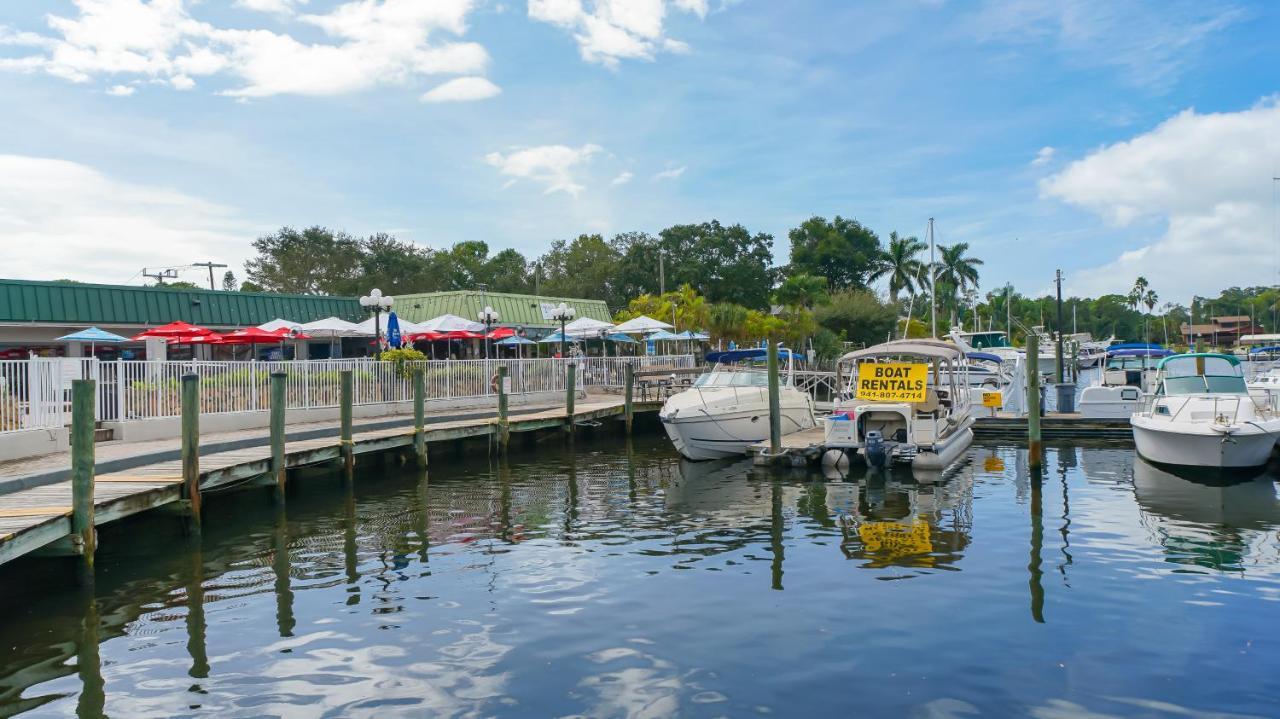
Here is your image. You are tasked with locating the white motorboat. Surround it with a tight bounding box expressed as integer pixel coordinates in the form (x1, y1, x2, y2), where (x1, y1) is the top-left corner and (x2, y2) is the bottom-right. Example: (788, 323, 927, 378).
(1078, 346, 1171, 419)
(942, 351, 1027, 415)
(824, 339, 975, 470)
(659, 347, 817, 461)
(1130, 353, 1280, 469)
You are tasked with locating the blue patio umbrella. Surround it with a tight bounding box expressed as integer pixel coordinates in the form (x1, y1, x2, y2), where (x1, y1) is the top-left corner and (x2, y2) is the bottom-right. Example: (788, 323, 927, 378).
(606, 333, 638, 344)
(496, 334, 535, 358)
(57, 326, 129, 355)
(386, 311, 402, 349)
(645, 330, 680, 341)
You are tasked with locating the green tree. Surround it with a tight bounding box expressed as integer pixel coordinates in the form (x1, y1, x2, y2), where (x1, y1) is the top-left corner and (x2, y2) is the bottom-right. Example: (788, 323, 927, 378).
(772, 273, 827, 309)
(359, 233, 435, 295)
(611, 231, 662, 301)
(483, 249, 532, 293)
(932, 242, 983, 317)
(221, 270, 237, 292)
(658, 220, 774, 308)
(245, 226, 363, 295)
(814, 290, 898, 347)
(538, 234, 623, 306)
(869, 231, 927, 304)
(430, 240, 491, 290)
(787, 216, 882, 290)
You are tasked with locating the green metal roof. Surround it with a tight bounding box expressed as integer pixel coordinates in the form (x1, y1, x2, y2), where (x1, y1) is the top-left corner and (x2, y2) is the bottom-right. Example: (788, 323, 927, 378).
(0, 279, 363, 328)
(395, 290, 611, 329)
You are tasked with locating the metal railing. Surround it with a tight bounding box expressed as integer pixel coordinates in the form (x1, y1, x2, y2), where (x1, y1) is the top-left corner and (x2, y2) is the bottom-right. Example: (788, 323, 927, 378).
(0, 355, 696, 434)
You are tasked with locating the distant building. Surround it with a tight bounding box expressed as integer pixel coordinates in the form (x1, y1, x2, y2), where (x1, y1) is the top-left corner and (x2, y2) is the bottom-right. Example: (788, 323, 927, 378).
(0, 278, 361, 359)
(1180, 315, 1261, 345)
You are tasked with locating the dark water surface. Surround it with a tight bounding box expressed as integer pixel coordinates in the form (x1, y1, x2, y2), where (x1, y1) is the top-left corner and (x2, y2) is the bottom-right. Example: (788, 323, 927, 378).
(2, 434, 1279, 718)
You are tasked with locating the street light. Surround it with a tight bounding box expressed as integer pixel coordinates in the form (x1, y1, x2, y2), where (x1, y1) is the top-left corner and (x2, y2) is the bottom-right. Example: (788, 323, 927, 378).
(359, 288, 394, 359)
(551, 302, 575, 358)
(478, 305, 499, 360)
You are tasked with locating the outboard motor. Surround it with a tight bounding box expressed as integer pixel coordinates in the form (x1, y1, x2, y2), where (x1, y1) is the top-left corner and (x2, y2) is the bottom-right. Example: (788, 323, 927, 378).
(863, 430, 887, 469)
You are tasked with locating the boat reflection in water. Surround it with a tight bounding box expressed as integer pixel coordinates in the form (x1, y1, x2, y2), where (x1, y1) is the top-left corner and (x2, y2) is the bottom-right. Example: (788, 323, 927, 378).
(669, 456, 975, 573)
(1130, 457, 1280, 572)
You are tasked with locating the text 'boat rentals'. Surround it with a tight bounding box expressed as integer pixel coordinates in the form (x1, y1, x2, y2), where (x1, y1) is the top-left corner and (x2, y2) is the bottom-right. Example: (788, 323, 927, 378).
(823, 339, 975, 470)
(659, 347, 817, 461)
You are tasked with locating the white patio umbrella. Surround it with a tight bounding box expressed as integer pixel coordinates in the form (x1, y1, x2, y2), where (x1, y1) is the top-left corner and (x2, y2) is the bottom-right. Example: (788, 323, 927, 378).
(562, 316, 615, 337)
(300, 316, 368, 358)
(355, 316, 427, 335)
(257, 318, 305, 333)
(419, 314, 486, 333)
(611, 315, 673, 334)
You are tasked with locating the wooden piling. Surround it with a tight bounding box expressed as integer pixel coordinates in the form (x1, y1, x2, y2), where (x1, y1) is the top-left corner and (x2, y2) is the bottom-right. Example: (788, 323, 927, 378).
(70, 379, 97, 569)
(270, 371, 287, 497)
(180, 373, 201, 528)
(767, 341, 782, 454)
(413, 368, 427, 467)
(497, 364, 510, 450)
(623, 362, 635, 434)
(1027, 334, 1042, 467)
(565, 362, 576, 436)
(340, 370, 354, 475)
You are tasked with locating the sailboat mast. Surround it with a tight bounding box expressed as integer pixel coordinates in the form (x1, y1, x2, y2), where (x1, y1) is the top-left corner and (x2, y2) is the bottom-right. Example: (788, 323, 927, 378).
(928, 217, 937, 338)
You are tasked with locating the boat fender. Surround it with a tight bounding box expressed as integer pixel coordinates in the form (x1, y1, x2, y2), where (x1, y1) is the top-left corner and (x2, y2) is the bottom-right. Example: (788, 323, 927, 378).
(864, 430, 887, 469)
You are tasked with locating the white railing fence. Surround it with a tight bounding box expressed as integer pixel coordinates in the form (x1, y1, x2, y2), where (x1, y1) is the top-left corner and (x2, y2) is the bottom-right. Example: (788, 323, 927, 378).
(0, 356, 696, 435)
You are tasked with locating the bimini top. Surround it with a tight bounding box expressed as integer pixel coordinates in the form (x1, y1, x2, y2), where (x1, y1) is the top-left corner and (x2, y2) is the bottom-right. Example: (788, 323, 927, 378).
(1109, 342, 1163, 351)
(966, 351, 1004, 364)
(1156, 352, 1240, 370)
(705, 348, 804, 363)
(839, 339, 963, 363)
(1107, 347, 1174, 358)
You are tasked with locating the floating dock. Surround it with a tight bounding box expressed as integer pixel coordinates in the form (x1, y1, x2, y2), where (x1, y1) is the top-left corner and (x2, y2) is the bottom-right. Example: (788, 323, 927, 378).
(748, 413, 1133, 466)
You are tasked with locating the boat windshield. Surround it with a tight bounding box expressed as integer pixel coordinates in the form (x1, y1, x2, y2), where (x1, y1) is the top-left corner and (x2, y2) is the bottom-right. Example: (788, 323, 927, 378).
(966, 332, 1010, 349)
(1106, 356, 1157, 370)
(1159, 356, 1247, 395)
(693, 368, 769, 388)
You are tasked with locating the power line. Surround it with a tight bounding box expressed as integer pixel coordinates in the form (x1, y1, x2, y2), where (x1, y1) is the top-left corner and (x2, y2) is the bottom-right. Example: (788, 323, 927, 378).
(193, 261, 228, 290)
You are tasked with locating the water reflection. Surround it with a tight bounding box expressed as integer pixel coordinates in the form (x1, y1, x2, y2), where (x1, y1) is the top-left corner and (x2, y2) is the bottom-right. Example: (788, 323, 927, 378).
(0, 437, 1278, 717)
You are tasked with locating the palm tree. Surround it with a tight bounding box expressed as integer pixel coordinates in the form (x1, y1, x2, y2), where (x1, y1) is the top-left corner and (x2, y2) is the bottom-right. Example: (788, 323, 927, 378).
(869, 232, 928, 304)
(932, 242, 983, 315)
(1128, 277, 1149, 312)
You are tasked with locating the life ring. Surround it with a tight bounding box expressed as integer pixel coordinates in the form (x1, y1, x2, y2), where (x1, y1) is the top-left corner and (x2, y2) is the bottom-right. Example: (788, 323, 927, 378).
(491, 373, 501, 394)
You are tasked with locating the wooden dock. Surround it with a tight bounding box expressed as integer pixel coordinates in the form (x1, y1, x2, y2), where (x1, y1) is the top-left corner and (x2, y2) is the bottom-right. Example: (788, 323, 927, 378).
(748, 413, 1134, 466)
(0, 395, 657, 568)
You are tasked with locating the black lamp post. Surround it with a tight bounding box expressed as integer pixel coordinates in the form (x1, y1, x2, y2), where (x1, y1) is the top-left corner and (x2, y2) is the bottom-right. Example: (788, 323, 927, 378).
(479, 305, 499, 360)
(359, 288, 393, 359)
(551, 302, 576, 358)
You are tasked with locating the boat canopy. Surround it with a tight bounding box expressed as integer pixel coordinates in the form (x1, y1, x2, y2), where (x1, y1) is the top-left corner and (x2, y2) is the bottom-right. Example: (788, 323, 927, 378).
(1156, 352, 1240, 370)
(1106, 348, 1174, 358)
(1156, 353, 1247, 395)
(1248, 345, 1280, 354)
(705, 348, 803, 363)
(965, 351, 1004, 364)
(839, 339, 963, 363)
(1109, 342, 1163, 351)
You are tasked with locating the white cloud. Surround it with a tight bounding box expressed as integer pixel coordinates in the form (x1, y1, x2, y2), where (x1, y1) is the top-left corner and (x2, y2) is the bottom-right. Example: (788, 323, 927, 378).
(529, 0, 708, 67)
(1041, 100, 1280, 300)
(421, 75, 500, 102)
(610, 171, 633, 185)
(652, 165, 685, 180)
(0, 0, 496, 99)
(235, 0, 307, 14)
(971, 0, 1243, 91)
(1030, 146, 1054, 166)
(106, 83, 135, 96)
(484, 143, 602, 196)
(0, 155, 256, 282)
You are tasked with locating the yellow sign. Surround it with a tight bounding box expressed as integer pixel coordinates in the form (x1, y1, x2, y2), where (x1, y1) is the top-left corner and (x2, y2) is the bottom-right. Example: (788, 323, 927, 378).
(982, 391, 1003, 408)
(856, 363, 928, 402)
(858, 520, 932, 556)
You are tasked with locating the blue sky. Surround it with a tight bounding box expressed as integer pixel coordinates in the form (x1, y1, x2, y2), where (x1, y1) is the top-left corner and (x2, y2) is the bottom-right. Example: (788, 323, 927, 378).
(0, 0, 1277, 303)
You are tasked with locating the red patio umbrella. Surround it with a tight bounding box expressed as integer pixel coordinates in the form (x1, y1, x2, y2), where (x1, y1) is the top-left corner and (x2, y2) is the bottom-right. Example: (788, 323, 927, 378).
(486, 327, 516, 340)
(131, 321, 214, 341)
(220, 327, 310, 343)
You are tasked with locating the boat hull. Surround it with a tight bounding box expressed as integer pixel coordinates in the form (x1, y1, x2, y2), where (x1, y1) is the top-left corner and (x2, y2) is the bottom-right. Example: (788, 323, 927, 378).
(1130, 417, 1278, 469)
(661, 405, 816, 461)
(911, 426, 974, 470)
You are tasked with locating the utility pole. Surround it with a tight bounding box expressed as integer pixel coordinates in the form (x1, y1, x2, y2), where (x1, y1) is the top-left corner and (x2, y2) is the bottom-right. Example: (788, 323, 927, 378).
(192, 261, 228, 290)
(658, 249, 665, 296)
(142, 267, 178, 285)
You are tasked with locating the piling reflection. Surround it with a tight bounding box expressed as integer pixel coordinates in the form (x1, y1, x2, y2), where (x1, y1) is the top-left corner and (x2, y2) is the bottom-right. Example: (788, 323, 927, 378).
(272, 505, 295, 638)
(74, 588, 103, 719)
(185, 537, 209, 681)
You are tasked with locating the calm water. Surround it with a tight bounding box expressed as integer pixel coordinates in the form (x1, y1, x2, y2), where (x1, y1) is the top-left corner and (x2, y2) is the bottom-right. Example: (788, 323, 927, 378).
(2, 434, 1279, 718)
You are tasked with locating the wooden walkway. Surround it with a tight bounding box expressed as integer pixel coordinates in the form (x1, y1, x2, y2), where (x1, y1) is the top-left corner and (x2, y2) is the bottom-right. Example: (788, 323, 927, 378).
(0, 396, 656, 567)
